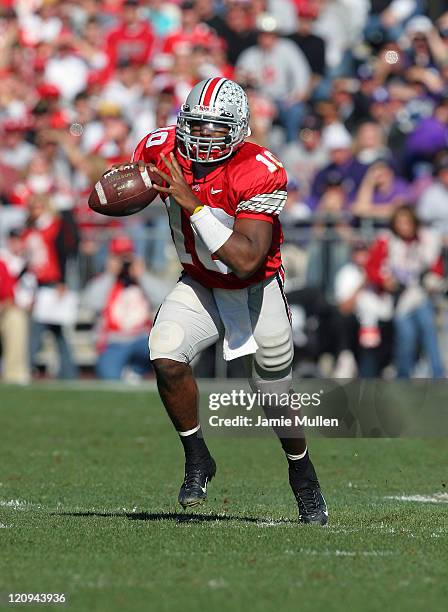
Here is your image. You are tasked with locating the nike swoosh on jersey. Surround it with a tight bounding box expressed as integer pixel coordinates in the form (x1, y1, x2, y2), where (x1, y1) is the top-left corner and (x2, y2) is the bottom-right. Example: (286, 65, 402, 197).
(211, 188, 223, 194)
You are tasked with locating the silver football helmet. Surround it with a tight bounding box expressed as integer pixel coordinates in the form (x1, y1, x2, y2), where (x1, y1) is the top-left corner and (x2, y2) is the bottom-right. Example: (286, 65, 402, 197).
(176, 78, 250, 163)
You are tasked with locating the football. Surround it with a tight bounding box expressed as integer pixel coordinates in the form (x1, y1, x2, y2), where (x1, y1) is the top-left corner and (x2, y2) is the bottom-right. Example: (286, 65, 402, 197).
(88, 163, 162, 217)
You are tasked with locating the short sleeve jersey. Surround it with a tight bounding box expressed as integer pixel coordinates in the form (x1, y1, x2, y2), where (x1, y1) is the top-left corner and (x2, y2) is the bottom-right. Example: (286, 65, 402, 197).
(132, 126, 287, 289)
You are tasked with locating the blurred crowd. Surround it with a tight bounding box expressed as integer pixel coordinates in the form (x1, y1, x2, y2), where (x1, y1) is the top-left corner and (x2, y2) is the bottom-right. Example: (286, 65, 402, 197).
(1, 0, 448, 382)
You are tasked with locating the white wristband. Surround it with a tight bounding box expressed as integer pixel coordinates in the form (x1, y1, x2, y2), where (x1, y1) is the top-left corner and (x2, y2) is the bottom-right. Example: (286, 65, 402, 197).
(190, 206, 233, 254)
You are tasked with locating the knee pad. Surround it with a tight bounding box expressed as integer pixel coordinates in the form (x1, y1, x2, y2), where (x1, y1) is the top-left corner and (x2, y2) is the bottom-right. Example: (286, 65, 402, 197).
(254, 327, 294, 375)
(149, 320, 187, 362)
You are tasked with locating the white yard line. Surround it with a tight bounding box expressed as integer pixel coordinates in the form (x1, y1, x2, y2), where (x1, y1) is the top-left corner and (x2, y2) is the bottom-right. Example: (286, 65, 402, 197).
(256, 519, 292, 527)
(384, 493, 448, 504)
(0, 499, 28, 510)
(0, 499, 43, 511)
(284, 548, 395, 557)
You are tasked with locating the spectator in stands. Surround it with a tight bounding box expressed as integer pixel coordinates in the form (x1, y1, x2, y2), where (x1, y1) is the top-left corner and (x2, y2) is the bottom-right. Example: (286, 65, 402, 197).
(404, 99, 448, 180)
(353, 121, 391, 166)
(281, 114, 327, 197)
(75, 16, 110, 82)
(289, 3, 326, 94)
(44, 36, 89, 102)
(353, 158, 410, 222)
(18, 0, 64, 46)
(286, 284, 357, 379)
(82, 102, 132, 163)
(128, 65, 158, 143)
(0, 6, 19, 71)
(417, 150, 448, 237)
(101, 60, 143, 124)
(353, 64, 382, 119)
(314, 0, 369, 73)
(0, 230, 33, 385)
(140, 0, 180, 38)
(306, 172, 353, 298)
(191, 37, 234, 81)
(366, 205, 445, 378)
(367, 86, 397, 136)
(0, 230, 34, 384)
(236, 13, 311, 142)
(243, 80, 276, 148)
(22, 194, 78, 380)
(10, 151, 58, 207)
(35, 130, 77, 212)
(0, 120, 35, 171)
(309, 123, 368, 210)
(437, 11, 448, 41)
(105, 0, 155, 69)
(215, 1, 257, 66)
(280, 180, 311, 226)
(364, 0, 421, 47)
(253, 0, 299, 37)
(334, 241, 393, 378)
(315, 170, 350, 217)
(194, 0, 225, 36)
(331, 79, 368, 132)
(404, 15, 445, 71)
(162, 0, 217, 57)
(83, 235, 170, 380)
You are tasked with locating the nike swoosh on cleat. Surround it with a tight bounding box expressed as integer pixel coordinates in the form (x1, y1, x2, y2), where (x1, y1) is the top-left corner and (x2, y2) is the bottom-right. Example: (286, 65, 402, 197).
(200, 477, 208, 493)
(211, 188, 222, 194)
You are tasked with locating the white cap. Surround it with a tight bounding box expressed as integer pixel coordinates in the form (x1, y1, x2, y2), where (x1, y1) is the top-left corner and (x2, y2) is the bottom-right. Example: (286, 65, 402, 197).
(406, 16, 433, 36)
(321, 123, 352, 151)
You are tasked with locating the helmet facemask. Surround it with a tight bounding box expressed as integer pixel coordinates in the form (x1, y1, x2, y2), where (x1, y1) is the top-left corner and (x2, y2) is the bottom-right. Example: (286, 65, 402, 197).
(177, 107, 248, 163)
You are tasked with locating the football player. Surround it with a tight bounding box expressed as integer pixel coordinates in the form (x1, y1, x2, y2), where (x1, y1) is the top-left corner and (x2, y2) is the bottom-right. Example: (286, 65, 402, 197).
(131, 77, 328, 524)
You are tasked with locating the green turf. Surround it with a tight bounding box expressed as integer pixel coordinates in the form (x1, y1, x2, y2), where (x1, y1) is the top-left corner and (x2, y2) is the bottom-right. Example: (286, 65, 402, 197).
(0, 385, 447, 612)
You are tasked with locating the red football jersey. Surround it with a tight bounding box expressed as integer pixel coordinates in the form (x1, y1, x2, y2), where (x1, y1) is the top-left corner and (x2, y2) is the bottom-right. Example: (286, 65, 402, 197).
(105, 22, 154, 68)
(132, 126, 287, 289)
(21, 215, 62, 285)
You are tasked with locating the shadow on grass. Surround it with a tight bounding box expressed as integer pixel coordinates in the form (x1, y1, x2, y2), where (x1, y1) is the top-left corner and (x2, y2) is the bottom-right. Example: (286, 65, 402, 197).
(52, 510, 295, 525)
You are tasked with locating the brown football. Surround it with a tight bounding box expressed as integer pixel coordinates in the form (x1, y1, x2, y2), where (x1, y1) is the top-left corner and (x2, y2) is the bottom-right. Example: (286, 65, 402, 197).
(88, 164, 162, 217)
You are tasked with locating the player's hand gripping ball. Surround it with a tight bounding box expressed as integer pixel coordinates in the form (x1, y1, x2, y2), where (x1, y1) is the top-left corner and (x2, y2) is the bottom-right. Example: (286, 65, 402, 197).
(88, 162, 162, 217)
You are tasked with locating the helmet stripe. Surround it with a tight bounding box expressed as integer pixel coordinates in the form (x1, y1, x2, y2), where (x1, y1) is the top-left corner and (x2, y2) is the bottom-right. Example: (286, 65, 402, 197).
(208, 78, 227, 108)
(199, 78, 215, 105)
(198, 78, 212, 106)
(201, 77, 226, 106)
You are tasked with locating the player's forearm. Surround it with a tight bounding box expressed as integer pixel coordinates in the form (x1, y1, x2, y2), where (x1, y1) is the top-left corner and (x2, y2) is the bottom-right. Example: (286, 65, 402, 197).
(190, 207, 271, 279)
(215, 233, 268, 279)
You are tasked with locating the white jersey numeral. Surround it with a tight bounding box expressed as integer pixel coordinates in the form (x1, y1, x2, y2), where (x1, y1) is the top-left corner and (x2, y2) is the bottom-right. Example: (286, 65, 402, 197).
(255, 150, 284, 173)
(167, 197, 233, 274)
(145, 129, 170, 148)
(167, 196, 193, 265)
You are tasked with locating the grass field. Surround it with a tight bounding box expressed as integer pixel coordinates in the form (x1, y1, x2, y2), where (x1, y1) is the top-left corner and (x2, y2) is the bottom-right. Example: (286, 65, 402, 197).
(1, 384, 447, 612)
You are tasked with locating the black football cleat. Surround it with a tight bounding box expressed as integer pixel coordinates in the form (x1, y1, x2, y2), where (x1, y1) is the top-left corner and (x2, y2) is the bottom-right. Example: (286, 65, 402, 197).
(293, 480, 328, 525)
(178, 457, 216, 509)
